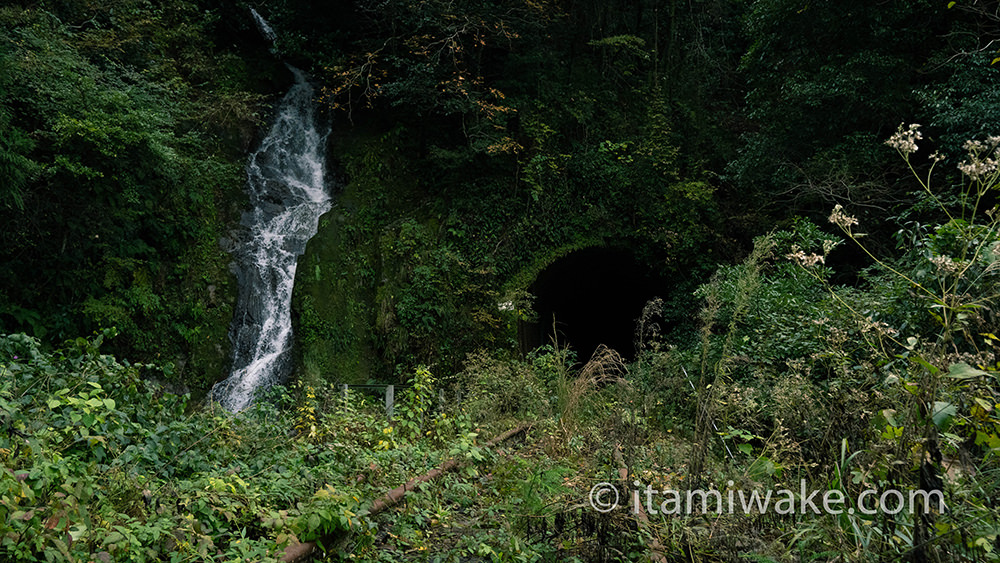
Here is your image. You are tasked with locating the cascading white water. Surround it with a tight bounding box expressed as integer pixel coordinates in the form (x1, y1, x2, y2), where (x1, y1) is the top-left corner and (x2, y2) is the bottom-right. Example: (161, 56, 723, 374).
(212, 14, 332, 411)
(249, 8, 277, 44)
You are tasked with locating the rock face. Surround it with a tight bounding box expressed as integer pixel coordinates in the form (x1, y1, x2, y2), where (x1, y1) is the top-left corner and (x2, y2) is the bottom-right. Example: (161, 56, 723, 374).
(291, 167, 377, 387)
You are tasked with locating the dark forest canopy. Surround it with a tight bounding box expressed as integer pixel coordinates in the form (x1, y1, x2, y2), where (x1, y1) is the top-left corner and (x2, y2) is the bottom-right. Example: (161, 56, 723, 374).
(1, 0, 999, 381)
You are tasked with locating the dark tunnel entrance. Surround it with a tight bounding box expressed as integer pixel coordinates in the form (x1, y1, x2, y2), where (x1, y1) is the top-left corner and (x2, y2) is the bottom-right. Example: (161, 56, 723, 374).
(519, 247, 671, 362)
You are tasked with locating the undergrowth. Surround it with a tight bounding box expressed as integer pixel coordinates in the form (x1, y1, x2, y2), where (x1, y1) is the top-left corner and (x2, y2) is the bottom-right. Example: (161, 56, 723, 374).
(3, 131, 1000, 563)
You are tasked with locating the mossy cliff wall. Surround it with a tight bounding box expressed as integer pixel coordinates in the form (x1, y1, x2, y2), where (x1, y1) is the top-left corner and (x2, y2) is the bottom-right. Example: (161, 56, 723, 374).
(291, 119, 722, 385)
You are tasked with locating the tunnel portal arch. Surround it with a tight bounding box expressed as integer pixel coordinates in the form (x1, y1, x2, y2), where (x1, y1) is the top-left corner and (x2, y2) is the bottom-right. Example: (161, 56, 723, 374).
(518, 246, 671, 362)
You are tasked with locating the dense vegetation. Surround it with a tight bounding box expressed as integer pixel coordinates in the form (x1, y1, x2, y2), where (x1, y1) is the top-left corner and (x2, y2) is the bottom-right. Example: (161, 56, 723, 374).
(3, 0, 1000, 561)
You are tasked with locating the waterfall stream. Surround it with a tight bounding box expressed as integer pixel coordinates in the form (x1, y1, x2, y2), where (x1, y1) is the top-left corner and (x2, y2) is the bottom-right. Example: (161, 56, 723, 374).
(249, 8, 277, 43)
(212, 13, 332, 411)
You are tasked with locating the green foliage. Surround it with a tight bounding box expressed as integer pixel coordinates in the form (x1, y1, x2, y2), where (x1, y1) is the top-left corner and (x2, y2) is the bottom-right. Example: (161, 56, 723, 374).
(0, 332, 235, 561)
(1, 333, 580, 562)
(460, 350, 552, 427)
(916, 12, 1000, 154)
(680, 130, 1000, 560)
(394, 366, 435, 441)
(0, 107, 37, 210)
(0, 2, 263, 386)
(380, 218, 511, 372)
(9, 1, 1000, 559)
(733, 0, 944, 219)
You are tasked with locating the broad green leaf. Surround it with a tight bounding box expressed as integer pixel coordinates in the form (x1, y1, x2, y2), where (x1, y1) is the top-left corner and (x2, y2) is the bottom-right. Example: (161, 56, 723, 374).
(931, 401, 957, 430)
(947, 362, 989, 380)
(881, 409, 899, 428)
(103, 531, 124, 545)
(748, 456, 780, 479)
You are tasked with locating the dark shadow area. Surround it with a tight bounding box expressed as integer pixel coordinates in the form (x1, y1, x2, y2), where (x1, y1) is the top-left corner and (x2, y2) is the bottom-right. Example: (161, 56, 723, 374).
(519, 247, 671, 362)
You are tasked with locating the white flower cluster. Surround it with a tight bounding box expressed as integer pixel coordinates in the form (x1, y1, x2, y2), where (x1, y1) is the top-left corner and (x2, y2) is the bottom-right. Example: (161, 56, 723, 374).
(957, 160, 996, 180)
(957, 136, 1000, 181)
(829, 204, 859, 230)
(929, 255, 961, 275)
(786, 245, 825, 267)
(859, 316, 892, 337)
(885, 123, 922, 156)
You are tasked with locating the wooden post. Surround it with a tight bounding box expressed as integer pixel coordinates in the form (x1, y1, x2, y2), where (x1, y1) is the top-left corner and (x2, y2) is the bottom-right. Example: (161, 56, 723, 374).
(385, 385, 394, 421)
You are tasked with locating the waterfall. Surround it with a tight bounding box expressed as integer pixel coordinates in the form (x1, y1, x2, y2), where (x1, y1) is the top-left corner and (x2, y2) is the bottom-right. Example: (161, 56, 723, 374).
(213, 11, 332, 412)
(250, 8, 277, 43)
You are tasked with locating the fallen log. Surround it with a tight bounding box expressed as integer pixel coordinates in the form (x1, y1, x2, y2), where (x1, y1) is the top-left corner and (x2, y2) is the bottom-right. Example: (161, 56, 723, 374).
(280, 424, 530, 563)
